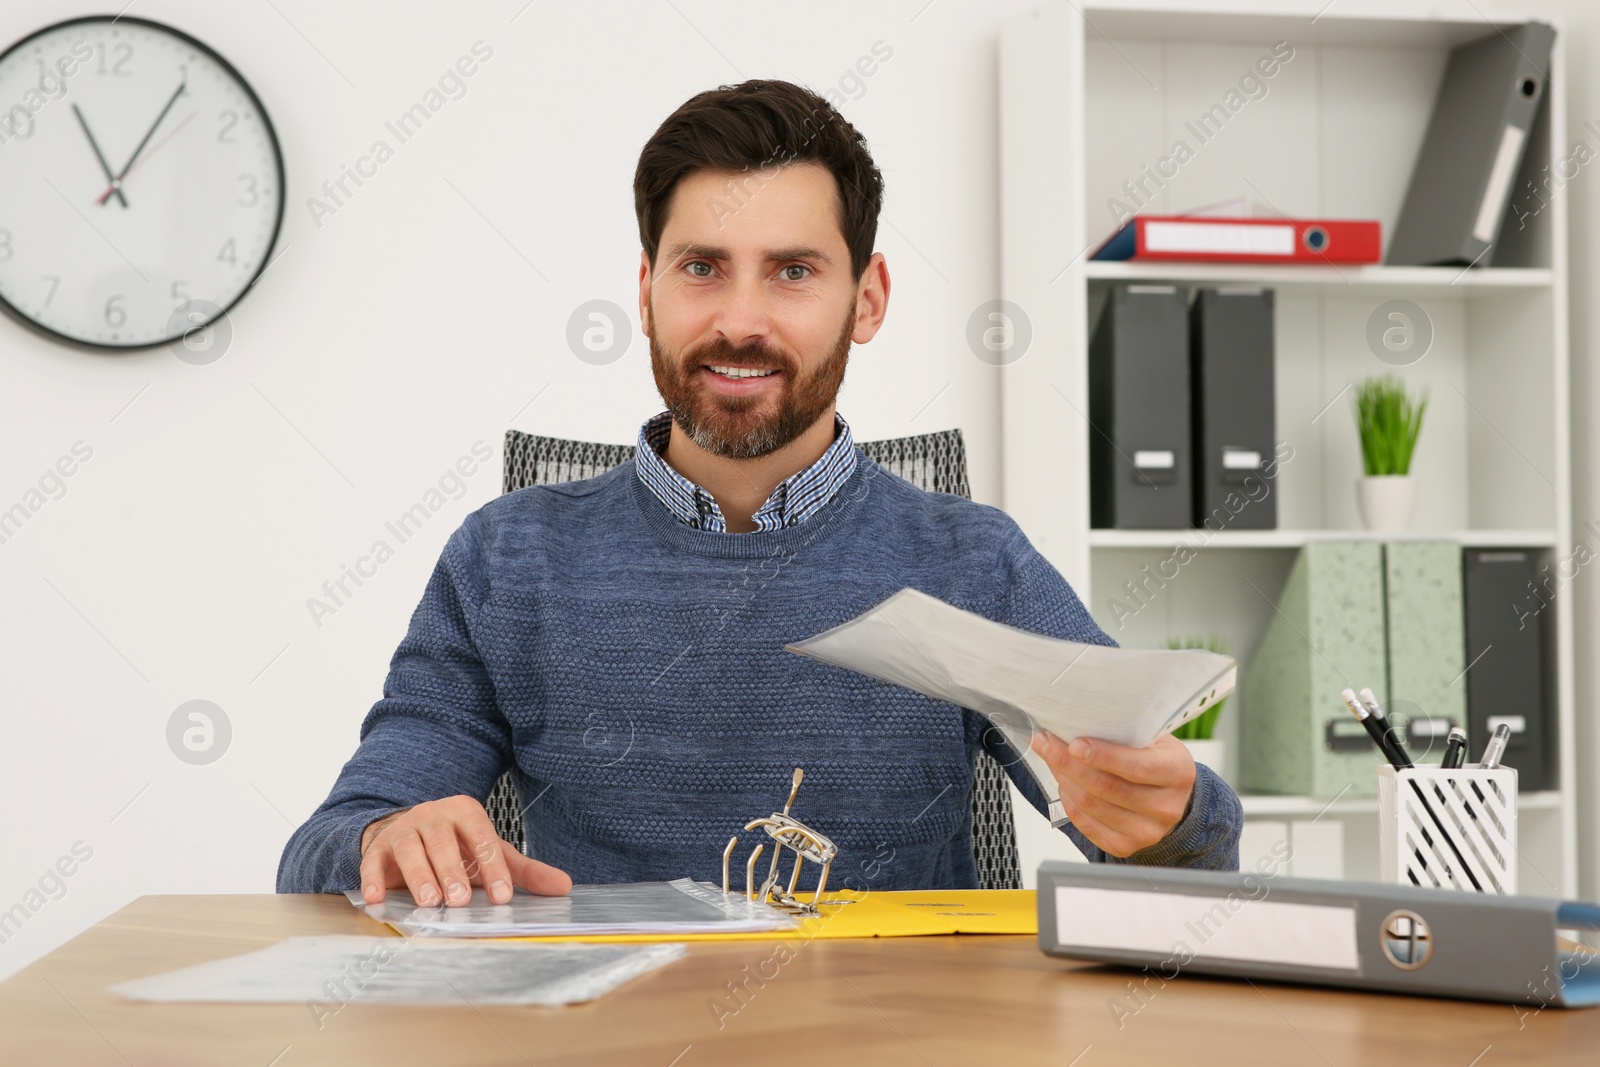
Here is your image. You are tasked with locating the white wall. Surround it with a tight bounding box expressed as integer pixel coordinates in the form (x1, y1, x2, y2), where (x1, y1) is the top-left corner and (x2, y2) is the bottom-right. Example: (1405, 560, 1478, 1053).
(0, 0, 1596, 981)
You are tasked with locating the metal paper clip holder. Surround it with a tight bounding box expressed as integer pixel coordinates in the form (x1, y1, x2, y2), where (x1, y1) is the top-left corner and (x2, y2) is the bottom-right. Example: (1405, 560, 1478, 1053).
(721, 768, 840, 916)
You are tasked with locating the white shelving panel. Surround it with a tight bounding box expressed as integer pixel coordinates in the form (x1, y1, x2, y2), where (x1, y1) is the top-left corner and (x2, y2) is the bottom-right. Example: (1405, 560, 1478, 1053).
(1239, 789, 1563, 818)
(999, 1, 1576, 895)
(1085, 261, 1555, 291)
(1087, 528, 1559, 549)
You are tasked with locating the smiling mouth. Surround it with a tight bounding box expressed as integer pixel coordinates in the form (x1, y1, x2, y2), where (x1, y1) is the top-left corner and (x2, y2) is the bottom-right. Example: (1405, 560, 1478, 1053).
(703, 364, 780, 380)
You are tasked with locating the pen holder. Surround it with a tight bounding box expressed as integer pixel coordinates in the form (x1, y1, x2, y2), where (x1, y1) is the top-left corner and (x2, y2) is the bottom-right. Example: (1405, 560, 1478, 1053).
(1377, 765, 1517, 894)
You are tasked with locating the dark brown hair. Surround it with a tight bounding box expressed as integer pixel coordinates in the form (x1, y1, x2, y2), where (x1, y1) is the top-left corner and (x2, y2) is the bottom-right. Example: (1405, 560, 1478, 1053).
(634, 79, 884, 281)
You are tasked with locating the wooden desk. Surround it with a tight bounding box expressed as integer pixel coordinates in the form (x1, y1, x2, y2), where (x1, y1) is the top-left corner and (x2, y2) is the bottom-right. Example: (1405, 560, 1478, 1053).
(1, 894, 1595, 1066)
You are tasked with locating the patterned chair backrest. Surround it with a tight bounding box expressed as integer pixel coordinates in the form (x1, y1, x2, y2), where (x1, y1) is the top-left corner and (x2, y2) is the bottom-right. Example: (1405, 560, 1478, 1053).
(487, 426, 1023, 890)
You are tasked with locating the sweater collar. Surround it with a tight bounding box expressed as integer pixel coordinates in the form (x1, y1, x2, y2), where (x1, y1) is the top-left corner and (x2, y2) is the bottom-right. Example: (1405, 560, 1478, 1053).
(628, 443, 877, 559)
(634, 410, 857, 533)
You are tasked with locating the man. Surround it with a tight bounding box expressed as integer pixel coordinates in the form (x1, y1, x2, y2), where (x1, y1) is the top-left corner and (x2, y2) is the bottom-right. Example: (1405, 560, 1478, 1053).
(278, 79, 1242, 907)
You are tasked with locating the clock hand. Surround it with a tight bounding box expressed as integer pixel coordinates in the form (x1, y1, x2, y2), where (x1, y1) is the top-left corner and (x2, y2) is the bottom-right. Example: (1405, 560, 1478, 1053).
(96, 80, 187, 207)
(72, 104, 130, 208)
(94, 110, 199, 200)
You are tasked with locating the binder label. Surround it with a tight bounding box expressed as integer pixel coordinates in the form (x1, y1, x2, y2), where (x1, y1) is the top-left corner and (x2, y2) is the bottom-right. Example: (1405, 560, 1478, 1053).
(1221, 449, 1261, 470)
(1054, 885, 1360, 971)
(1132, 450, 1175, 469)
(1474, 124, 1527, 243)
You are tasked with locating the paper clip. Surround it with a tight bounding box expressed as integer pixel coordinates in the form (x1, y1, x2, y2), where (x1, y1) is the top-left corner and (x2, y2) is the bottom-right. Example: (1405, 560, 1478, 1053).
(721, 767, 840, 916)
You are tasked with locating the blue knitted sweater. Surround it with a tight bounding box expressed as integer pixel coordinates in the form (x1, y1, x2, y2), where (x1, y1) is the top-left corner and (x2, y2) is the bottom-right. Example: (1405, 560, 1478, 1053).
(277, 453, 1242, 894)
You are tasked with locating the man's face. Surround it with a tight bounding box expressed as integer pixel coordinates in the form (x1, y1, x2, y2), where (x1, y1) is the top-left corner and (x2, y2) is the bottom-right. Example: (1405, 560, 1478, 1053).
(641, 163, 870, 460)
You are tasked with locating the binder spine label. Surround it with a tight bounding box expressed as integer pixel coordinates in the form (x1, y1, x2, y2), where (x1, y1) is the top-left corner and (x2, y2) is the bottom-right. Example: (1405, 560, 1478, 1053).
(1474, 124, 1527, 242)
(1053, 885, 1361, 971)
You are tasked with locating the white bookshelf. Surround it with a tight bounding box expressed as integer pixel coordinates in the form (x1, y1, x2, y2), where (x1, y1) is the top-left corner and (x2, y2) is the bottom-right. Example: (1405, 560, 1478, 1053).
(999, 1, 1577, 895)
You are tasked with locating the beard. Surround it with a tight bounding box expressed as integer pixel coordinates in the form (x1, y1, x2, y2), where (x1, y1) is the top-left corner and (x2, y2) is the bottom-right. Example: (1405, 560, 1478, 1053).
(649, 303, 855, 460)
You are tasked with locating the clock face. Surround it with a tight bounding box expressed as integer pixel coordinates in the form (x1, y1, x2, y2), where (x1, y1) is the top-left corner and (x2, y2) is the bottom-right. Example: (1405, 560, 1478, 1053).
(0, 17, 283, 350)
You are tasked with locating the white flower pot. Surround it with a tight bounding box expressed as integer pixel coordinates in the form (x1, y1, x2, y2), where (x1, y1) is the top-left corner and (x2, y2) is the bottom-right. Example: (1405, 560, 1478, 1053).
(1357, 475, 1415, 533)
(1181, 738, 1226, 777)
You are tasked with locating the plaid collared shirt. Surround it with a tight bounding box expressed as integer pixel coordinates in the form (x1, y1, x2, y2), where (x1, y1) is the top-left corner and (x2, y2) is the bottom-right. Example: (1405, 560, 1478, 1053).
(634, 410, 858, 532)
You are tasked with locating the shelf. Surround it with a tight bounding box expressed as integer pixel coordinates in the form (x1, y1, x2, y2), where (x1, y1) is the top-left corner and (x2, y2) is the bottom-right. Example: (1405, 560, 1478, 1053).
(1000, 2, 1579, 895)
(1088, 529, 1558, 550)
(1240, 790, 1563, 817)
(1084, 261, 1554, 293)
(1083, 6, 1534, 50)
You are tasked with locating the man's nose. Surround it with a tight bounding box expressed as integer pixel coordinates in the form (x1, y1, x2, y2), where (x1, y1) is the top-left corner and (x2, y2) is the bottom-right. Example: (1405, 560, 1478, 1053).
(710, 270, 776, 351)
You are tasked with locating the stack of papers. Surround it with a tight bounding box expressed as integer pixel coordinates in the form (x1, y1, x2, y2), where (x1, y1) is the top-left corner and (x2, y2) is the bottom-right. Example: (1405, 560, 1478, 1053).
(109, 937, 685, 1006)
(785, 588, 1236, 825)
(347, 878, 799, 938)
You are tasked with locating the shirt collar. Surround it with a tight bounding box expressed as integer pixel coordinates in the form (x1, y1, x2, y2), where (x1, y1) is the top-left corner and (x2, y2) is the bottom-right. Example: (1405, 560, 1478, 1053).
(635, 411, 857, 532)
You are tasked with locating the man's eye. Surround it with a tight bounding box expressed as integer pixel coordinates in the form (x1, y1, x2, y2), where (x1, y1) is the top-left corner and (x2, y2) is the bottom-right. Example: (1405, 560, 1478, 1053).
(687, 262, 713, 278)
(782, 265, 809, 281)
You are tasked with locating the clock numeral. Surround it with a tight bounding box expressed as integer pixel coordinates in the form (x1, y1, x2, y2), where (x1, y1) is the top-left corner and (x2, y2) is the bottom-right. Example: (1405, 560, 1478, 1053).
(104, 295, 126, 329)
(218, 110, 239, 143)
(238, 174, 259, 207)
(218, 239, 237, 266)
(96, 42, 133, 77)
(42, 276, 60, 308)
(172, 280, 190, 304)
(0, 229, 11, 262)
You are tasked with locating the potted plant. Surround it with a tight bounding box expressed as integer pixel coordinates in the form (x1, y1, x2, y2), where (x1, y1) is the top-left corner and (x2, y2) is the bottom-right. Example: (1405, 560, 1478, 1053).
(1169, 636, 1227, 775)
(1354, 375, 1428, 532)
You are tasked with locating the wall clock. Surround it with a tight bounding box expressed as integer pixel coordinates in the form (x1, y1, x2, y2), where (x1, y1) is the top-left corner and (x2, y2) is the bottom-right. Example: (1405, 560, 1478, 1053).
(0, 16, 283, 350)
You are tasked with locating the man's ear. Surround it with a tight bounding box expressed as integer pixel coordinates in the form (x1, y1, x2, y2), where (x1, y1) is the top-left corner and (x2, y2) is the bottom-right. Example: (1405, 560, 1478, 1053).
(851, 251, 890, 344)
(637, 249, 653, 336)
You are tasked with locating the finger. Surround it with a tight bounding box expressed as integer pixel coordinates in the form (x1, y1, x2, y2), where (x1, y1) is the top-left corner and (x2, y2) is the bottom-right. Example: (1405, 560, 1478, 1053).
(1035, 732, 1193, 849)
(1028, 728, 1084, 787)
(438, 798, 520, 902)
(1068, 733, 1194, 787)
(389, 827, 445, 907)
(418, 819, 475, 906)
(1032, 731, 1156, 849)
(458, 819, 518, 905)
(359, 836, 400, 904)
(1057, 777, 1167, 858)
(504, 849, 573, 896)
(1055, 777, 1140, 856)
(1057, 771, 1149, 829)
(1037, 733, 1171, 811)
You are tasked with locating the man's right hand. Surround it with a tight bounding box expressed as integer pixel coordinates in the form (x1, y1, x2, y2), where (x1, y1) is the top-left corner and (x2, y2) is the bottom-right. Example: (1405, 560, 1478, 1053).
(358, 794, 572, 907)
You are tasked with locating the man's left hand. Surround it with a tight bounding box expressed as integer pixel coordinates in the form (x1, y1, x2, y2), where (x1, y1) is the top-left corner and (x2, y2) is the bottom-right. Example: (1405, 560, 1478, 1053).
(1029, 731, 1197, 858)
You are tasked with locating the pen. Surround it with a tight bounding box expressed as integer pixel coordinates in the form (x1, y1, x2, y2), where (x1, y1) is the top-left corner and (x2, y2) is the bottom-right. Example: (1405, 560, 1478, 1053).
(1341, 689, 1405, 768)
(1340, 689, 1428, 887)
(1437, 726, 1484, 828)
(1480, 723, 1513, 770)
(1358, 688, 1413, 768)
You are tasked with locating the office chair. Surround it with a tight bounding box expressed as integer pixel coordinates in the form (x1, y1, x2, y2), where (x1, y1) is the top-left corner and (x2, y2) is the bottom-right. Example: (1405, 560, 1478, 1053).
(486, 426, 1025, 890)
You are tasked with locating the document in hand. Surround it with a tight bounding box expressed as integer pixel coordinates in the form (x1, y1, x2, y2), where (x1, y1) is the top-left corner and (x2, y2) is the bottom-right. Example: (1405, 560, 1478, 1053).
(347, 879, 799, 938)
(785, 588, 1235, 826)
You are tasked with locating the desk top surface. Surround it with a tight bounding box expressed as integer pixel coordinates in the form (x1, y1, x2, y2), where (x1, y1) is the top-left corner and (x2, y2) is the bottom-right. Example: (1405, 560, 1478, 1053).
(1, 893, 1595, 1066)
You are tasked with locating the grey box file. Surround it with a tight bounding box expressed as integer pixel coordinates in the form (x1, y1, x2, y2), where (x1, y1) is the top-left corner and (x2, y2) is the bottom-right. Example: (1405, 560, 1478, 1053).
(1089, 284, 1190, 529)
(1463, 548, 1556, 792)
(1387, 22, 1556, 267)
(1189, 287, 1276, 530)
(1038, 862, 1600, 1007)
